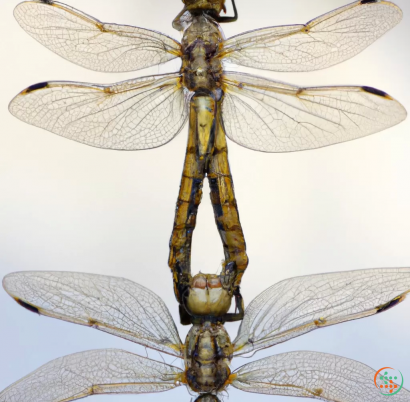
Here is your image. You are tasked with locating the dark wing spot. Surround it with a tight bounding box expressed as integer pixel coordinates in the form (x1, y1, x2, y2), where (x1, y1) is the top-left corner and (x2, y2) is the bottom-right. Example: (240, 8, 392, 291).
(15, 298, 40, 314)
(362, 86, 392, 99)
(40, 0, 54, 4)
(22, 82, 49, 95)
(361, 0, 378, 4)
(377, 295, 405, 313)
(88, 319, 100, 328)
(96, 23, 107, 33)
(313, 388, 324, 396)
(314, 317, 327, 326)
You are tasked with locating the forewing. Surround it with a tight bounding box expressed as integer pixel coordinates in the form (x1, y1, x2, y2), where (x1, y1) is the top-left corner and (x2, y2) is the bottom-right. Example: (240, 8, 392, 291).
(222, 72, 406, 152)
(232, 351, 410, 401)
(14, 1, 181, 72)
(233, 268, 410, 355)
(221, 0, 402, 72)
(0, 349, 183, 401)
(3, 271, 183, 357)
(9, 73, 188, 150)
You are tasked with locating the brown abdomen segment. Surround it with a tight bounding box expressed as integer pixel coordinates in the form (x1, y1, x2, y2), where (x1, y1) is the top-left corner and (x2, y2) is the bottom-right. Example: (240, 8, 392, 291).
(168, 95, 216, 303)
(208, 107, 248, 290)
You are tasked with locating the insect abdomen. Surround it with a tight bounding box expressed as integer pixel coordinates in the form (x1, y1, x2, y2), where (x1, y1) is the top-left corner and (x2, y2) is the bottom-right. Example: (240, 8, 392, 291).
(208, 109, 248, 288)
(168, 95, 217, 305)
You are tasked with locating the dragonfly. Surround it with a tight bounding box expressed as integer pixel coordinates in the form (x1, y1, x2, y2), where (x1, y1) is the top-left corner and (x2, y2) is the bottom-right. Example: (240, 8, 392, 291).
(1, 268, 410, 401)
(8, 0, 407, 323)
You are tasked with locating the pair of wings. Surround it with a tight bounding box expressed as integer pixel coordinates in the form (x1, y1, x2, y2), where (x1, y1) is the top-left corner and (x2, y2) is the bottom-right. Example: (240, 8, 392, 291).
(10, 0, 406, 152)
(2, 268, 410, 401)
(1, 351, 409, 402)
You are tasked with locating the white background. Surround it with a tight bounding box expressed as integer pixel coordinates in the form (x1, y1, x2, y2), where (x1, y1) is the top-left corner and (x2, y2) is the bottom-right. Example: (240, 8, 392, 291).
(0, 0, 409, 401)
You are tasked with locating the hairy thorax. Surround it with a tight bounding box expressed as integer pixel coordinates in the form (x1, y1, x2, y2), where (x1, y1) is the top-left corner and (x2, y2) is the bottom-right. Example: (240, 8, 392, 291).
(184, 322, 233, 393)
(181, 14, 224, 93)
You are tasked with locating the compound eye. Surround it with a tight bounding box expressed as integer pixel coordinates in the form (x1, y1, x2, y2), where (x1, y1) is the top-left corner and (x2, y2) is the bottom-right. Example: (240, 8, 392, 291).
(208, 277, 222, 289)
(192, 274, 207, 289)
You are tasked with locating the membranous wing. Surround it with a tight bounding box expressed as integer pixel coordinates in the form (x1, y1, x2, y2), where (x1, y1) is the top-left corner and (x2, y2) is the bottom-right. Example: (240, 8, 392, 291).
(222, 72, 406, 152)
(3, 272, 183, 357)
(232, 351, 410, 401)
(9, 73, 187, 150)
(221, 0, 402, 72)
(0, 349, 183, 402)
(14, 1, 181, 72)
(233, 268, 410, 355)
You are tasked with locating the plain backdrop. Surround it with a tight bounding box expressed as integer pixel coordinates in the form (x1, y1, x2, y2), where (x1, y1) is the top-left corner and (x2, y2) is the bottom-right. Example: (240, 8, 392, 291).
(0, 0, 409, 401)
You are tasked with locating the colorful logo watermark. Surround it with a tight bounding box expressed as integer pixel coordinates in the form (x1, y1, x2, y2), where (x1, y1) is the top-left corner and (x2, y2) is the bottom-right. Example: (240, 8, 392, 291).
(374, 367, 404, 396)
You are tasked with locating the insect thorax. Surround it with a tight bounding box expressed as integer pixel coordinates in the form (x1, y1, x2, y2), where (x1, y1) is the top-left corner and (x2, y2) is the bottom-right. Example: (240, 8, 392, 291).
(184, 321, 233, 393)
(181, 14, 224, 94)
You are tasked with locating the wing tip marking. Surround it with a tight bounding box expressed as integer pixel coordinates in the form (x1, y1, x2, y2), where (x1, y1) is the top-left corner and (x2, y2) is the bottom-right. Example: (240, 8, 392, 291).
(361, 86, 393, 100)
(376, 294, 406, 314)
(21, 82, 49, 95)
(14, 298, 41, 314)
(361, 0, 403, 17)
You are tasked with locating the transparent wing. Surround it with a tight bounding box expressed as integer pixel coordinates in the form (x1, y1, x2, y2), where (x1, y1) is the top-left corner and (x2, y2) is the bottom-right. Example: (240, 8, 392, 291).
(222, 72, 406, 152)
(3, 271, 183, 357)
(0, 349, 183, 402)
(232, 351, 410, 401)
(9, 73, 188, 150)
(233, 268, 410, 355)
(14, 1, 181, 72)
(221, 0, 402, 72)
